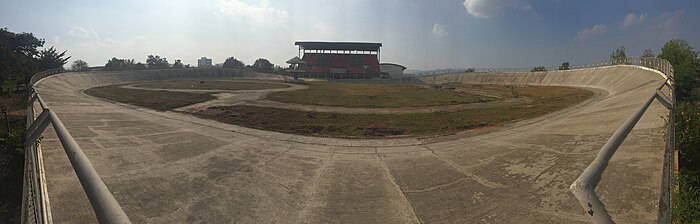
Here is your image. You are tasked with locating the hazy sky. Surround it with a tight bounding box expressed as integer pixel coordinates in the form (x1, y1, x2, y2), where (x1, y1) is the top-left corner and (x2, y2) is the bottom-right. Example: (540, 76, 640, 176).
(2, 0, 699, 70)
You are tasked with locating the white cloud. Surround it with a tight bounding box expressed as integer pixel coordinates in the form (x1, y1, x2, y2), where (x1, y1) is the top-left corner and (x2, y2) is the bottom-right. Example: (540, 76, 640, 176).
(216, 0, 289, 26)
(574, 24, 607, 42)
(66, 26, 91, 39)
(432, 23, 448, 37)
(651, 10, 684, 40)
(656, 10, 683, 28)
(620, 13, 646, 29)
(462, 0, 531, 19)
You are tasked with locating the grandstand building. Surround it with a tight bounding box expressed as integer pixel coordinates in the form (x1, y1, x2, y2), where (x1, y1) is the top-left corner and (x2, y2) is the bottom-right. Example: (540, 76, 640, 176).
(294, 41, 382, 79)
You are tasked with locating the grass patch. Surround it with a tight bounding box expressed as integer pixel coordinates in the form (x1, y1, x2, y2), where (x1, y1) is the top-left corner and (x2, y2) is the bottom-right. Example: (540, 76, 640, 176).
(85, 85, 215, 111)
(266, 82, 500, 108)
(132, 80, 288, 91)
(196, 86, 592, 138)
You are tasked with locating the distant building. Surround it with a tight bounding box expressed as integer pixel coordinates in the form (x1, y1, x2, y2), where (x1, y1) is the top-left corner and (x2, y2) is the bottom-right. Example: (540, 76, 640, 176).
(380, 63, 407, 78)
(198, 57, 212, 68)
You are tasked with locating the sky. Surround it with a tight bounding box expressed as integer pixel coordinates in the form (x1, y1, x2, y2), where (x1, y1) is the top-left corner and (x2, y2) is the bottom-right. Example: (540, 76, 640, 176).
(1, 0, 699, 70)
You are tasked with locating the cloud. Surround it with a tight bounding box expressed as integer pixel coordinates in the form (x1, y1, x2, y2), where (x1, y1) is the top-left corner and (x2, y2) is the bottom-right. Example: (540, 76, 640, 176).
(656, 10, 683, 28)
(574, 24, 607, 42)
(432, 23, 448, 37)
(66, 26, 91, 39)
(620, 13, 646, 29)
(462, 0, 531, 19)
(650, 10, 684, 40)
(216, 0, 289, 26)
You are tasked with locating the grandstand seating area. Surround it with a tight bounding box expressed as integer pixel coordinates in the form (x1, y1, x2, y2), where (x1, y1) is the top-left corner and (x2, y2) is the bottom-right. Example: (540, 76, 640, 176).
(301, 53, 380, 75)
(294, 41, 383, 79)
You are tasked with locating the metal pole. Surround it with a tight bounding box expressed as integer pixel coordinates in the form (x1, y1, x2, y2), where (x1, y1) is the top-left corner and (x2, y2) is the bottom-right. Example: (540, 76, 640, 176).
(570, 86, 663, 223)
(48, 111, 131, 224)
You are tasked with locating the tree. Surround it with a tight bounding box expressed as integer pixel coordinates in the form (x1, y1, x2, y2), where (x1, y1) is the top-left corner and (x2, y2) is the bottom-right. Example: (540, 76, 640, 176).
(104, 57, 142, 70)
(641, 48, 655, 58)
(223, 57, 245, 69)
(610, 46, 627, 64)
(146, 55, 169, 69)
(36, 46, 70, 71)
(172, 59, 184, 68)
(658, 39, 700, 99)
(251, 58, 274, 72)
(70, 59, 89, 71)
(531, 66, 546, 72)
(0, 28, 45, 95)
(559, 62, 570, 70)
(104, 57, 127, 70)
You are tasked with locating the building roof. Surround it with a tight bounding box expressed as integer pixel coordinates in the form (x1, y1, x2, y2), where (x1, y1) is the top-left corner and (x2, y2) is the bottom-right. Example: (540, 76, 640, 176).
(295, 41, 382, 51)
(286, 56, 306, 64)
(380, 63, 407, 70)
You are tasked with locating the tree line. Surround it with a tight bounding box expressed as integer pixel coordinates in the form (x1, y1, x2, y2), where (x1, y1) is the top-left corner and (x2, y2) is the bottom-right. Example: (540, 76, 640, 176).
(0, 28, 71, 95)
(103, 55, 283, 74)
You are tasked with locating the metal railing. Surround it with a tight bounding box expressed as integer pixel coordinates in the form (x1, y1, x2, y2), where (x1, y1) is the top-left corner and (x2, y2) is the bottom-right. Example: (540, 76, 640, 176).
(408, 57, 675, 77)
(568, 58, 675, 223)
(21, 68, 131, 224)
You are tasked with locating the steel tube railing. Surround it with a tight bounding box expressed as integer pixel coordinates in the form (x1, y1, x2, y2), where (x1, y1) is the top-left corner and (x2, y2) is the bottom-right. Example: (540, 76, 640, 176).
(570, 88, 660, 223)
(569, 74, 674, 223)
(47, 110, 131, 224)
(22, 68, 132, 224)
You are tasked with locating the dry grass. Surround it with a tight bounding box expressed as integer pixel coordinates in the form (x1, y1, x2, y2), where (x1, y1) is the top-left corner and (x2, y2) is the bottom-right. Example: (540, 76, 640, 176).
(196, 86, 592, 138)
(133, 80, 288, 91)
(266, 82, 499, 108)
(85, 85, 215, 111)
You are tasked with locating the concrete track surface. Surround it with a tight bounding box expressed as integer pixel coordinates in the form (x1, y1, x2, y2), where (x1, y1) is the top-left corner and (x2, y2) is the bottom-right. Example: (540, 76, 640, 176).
(35, 67, 668, 223)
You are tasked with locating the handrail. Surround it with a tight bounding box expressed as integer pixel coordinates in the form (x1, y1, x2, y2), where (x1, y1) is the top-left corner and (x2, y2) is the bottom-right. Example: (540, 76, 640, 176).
(22, 68, 132, 224)
(569, 60, 675, 223)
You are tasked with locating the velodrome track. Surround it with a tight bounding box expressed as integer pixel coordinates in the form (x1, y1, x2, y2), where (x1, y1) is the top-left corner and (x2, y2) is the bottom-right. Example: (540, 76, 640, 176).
(35, 66, 667, 223)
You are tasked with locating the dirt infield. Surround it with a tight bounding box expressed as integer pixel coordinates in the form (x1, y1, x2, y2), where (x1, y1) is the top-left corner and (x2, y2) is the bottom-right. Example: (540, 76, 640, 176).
(34, 67, 668, 223)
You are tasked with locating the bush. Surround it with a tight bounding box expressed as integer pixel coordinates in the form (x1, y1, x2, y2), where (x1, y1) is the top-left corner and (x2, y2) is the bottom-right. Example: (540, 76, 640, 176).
(674, 169, 700, 223)
(559, 62, 570, 70)
(676, 100, 700, 170)
(0, 130, 24, 159)
(530, 66, 546, 72)
(674, 99, 700, 223)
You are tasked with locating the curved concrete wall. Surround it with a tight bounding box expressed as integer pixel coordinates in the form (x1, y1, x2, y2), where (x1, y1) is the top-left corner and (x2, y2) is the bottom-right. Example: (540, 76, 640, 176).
(33, 66, 669, 223)
(417, 66, 668, 132)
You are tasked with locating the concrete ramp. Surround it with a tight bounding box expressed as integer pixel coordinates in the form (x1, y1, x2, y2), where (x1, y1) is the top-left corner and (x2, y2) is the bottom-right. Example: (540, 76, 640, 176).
(35, 66, 668, 223)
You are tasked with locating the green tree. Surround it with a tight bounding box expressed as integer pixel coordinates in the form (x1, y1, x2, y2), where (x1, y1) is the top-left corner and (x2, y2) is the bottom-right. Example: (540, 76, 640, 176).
(641, 48, 655, 58)
(172, 59, 184, 68)
(658, 39, 700, 99)
(36, 46, 70, 71)
(146, 55, 169, 69)
(70, 59, 89, 71)
(559, 62, 570, 70)
(531, 66, 546, 72)
(223, 57, 245, 69)
(104, 57, 126, 70)
(134, 62, 147, 70)
(0, 28, 45, 94)
(610, 46, 627, 64)
(251, 58, 274, 72)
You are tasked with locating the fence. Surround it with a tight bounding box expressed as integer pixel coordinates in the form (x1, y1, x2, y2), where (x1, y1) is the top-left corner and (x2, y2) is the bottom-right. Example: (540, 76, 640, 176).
(409, 57, 674, 77)
(21, 68, 131, 224)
